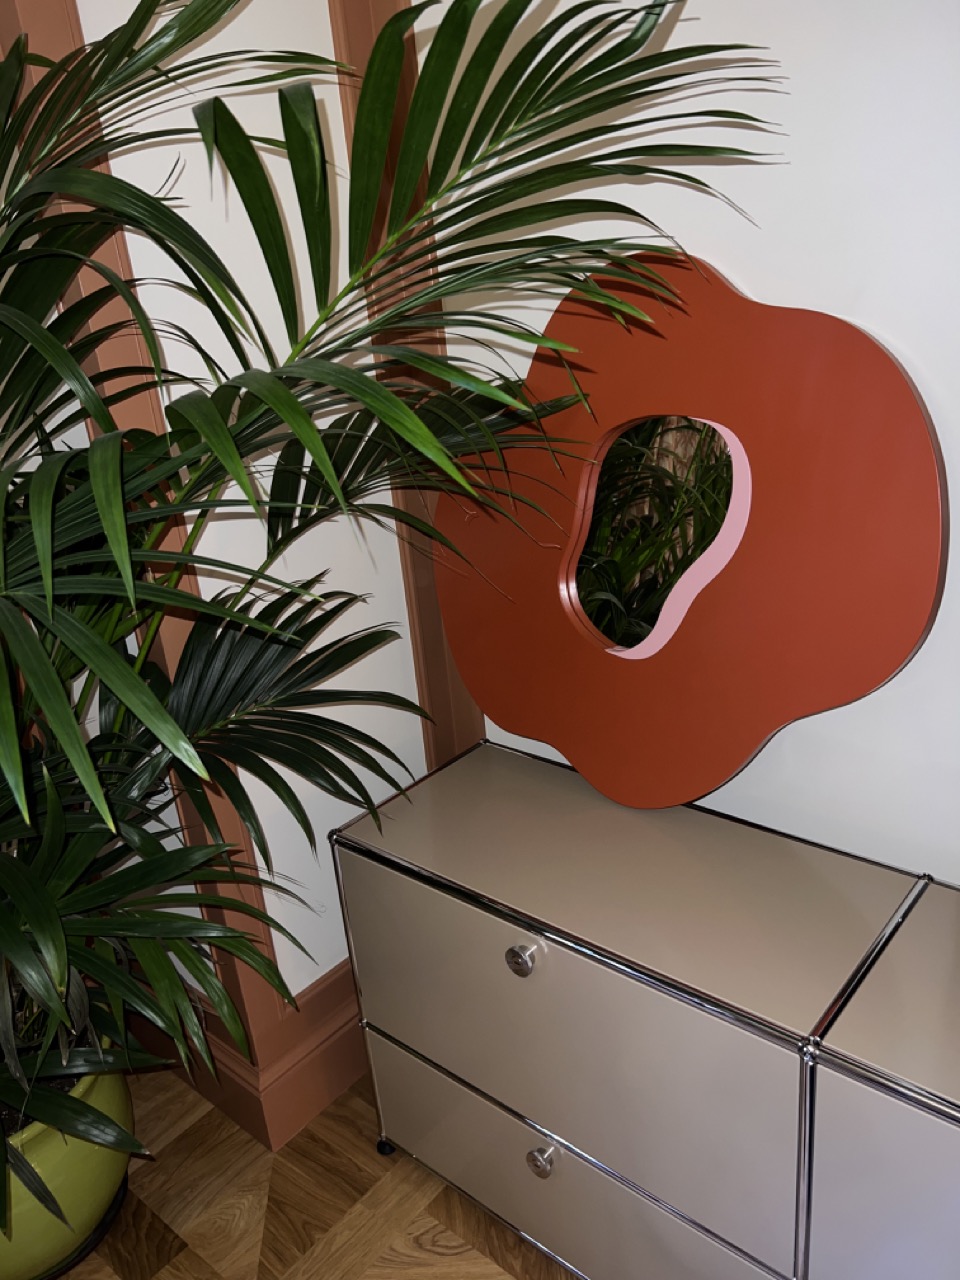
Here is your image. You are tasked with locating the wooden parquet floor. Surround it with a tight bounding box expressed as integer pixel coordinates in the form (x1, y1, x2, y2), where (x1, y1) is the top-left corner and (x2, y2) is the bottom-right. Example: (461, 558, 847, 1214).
(66, 1072, 571, 1280)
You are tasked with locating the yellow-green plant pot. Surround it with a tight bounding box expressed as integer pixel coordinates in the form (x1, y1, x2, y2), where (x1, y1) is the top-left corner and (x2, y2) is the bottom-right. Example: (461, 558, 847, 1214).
(1, 1071, 133, 1280)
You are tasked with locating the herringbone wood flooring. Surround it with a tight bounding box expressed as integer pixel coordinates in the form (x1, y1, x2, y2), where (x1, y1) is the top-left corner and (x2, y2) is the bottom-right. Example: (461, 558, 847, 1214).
(66, 1072, 571, 1280)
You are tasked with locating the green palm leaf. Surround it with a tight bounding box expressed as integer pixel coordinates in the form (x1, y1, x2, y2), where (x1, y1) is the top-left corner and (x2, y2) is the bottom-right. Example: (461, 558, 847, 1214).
(427, 0, 536, 197)
(196, 97, 300, 345)
(388, 0, 484, 234)
(0, 599, 112, 828)
(348, 2, 434, 273)
(279, 83, 332, 313)
(0, 1077, 145, 1152)
(13, 597, 207, 784)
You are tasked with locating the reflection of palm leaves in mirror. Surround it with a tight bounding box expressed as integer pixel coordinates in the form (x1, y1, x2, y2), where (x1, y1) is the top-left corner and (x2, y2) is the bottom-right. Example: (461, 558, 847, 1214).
(577, 418, 733, 646)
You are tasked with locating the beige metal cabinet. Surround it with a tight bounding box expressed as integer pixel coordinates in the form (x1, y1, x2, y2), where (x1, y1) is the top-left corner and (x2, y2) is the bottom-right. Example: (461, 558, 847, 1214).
(334, 744, 923, 1280)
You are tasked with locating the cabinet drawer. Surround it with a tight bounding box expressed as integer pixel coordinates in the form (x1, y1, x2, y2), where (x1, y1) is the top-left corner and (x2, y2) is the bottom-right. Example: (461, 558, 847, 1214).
(368, 1030, 774, 1280)
(340, 850, 798, 1275)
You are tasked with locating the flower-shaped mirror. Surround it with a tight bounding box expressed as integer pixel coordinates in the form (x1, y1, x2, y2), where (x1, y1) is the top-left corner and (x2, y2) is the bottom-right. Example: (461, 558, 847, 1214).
(433, 259, 947, 808)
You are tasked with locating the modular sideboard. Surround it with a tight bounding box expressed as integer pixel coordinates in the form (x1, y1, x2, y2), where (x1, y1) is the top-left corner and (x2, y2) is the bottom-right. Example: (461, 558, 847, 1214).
(332, 743, 960, 1280)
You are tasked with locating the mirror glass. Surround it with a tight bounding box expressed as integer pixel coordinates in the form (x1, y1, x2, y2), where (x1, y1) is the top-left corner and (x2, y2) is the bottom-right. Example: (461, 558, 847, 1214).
(576, 416, 733, 647)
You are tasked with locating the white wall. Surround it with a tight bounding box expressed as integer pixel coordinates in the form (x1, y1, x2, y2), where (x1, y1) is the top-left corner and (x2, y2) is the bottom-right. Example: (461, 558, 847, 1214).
(482, 0, 960, 883)
(76, 0, 426, 992)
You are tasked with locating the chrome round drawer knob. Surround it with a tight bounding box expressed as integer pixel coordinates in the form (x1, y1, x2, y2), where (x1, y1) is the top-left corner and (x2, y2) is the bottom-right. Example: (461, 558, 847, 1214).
(505, 943, 537, 977)
(526, 1145, 556, 1179)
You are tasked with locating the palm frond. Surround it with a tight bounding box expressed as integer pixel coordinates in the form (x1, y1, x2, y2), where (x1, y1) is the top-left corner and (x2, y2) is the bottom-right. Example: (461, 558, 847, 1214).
(0, 0, 769, 1224)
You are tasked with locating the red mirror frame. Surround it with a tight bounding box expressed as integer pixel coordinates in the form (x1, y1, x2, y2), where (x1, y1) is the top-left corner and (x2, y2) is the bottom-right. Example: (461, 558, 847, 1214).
(434, 259, 947, 808)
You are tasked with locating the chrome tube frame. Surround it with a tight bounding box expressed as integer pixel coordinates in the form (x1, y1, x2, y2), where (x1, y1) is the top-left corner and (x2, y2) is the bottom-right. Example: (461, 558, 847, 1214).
(809, 877, 930, 1040)
(793, 1039, 819, 1280)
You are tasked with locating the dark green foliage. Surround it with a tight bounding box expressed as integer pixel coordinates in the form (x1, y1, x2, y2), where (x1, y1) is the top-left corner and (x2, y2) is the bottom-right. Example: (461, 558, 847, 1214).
(0, 0, 765, 1229)
(577, 418, 734, 646)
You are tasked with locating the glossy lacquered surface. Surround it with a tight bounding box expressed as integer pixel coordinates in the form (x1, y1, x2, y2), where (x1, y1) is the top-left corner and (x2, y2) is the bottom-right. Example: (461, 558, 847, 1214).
(342, 850, 798, 1275)
(368, 1031, 774, 1280)
(344, 745, 916, 1033)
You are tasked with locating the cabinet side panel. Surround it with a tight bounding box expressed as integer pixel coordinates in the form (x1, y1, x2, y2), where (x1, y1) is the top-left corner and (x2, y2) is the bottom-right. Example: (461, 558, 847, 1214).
(810, 1067, 960, 1279)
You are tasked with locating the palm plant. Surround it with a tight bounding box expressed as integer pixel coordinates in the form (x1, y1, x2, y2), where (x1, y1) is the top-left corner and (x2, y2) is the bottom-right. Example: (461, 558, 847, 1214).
(0, 0, 766, 1229)
(576, 417, 734, 646)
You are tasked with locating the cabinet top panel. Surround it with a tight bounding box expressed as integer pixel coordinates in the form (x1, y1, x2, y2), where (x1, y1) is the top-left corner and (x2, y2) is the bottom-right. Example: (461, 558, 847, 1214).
(341, 745, 915, 1034)
(826, 881, 960, 1105)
